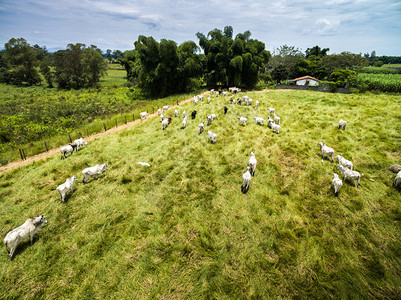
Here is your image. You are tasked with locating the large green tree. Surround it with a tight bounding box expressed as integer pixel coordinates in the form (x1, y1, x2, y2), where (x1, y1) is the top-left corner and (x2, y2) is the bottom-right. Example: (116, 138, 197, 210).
(305, 45, 330, 59)
(53, 43, 107, 89)
(127, 36, 204, 97)
(321, 52, 369, 73)
(196, 26, 270, 88)
(268, 45, 304, 81)
(0, 38, 41, 85)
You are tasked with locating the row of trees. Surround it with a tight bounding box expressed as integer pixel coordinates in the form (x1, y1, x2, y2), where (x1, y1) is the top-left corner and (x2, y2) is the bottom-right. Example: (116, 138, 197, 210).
(268, 45, 369, 82)
(0, 38, 107, 88)
(1, 32, 400, 94)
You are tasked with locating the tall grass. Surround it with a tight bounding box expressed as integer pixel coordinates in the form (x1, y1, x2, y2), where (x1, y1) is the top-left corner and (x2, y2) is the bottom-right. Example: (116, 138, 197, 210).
(0, 90, 400, 298)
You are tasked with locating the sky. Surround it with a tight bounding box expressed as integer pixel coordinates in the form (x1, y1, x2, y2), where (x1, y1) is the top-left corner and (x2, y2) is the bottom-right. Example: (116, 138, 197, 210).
(0, 0, 400, 56)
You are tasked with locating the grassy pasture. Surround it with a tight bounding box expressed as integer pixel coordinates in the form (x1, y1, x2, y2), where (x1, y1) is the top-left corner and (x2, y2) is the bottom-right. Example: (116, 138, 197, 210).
(98, 63, 127, 87)
(0, 90, 401, 298)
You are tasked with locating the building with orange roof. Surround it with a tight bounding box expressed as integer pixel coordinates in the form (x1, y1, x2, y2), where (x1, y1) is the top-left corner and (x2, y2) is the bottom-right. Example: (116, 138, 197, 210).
(291, 76, 320, 86)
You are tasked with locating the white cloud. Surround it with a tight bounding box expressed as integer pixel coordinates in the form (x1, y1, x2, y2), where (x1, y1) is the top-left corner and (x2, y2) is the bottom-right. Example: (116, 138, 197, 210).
(0, 0, 400, 55)
(316, 18, 341, 35)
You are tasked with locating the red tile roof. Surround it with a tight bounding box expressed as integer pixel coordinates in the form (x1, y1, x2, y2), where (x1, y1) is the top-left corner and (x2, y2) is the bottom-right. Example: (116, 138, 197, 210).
(292, 76, 320, 82)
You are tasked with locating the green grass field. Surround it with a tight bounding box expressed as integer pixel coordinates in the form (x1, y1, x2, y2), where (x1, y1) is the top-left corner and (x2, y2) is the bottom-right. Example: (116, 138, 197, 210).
(98, 63, 128, 87)
(1, 90, 400, 298)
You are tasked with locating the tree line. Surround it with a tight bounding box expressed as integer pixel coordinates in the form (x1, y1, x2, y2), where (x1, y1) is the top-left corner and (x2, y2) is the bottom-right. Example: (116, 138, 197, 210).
(0, 38, 107, 88)
(1, 28, 400, 95)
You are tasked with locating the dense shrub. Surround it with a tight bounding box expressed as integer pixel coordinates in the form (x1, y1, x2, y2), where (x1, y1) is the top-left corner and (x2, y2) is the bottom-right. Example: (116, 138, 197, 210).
(328, 69, 357, 89)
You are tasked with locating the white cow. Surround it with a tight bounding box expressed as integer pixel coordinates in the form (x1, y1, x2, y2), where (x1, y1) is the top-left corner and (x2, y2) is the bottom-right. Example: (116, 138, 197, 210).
(4, 216, 47, 260)
(56, 176, 78, 202)
(73, 138, 88, 151)
(82, 164, 109, 183)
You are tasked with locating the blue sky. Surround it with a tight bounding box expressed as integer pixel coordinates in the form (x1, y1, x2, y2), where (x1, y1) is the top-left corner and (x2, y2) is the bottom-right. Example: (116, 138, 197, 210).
(0, 0, 400, 55)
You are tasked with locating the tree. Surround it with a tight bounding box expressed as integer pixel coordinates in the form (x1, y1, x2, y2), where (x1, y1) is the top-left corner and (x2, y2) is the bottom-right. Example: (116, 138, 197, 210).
(329, 69, 357, 88)
(320, 52, 369, 73)
(223, 26, 233, 39)
(130, 36, 204, 97)
(106, 49, 112, 62)
(177, 41, 205, 91)
(1, 38, 41, 85)
(40, 56, 54, 88)
(113, 50, 122, 60)
(53, 43, 107, 88)
(267, 45, 304, 77)
(305, 45, 329, 58)
(290, 58, 328, 79)
(119, 50, 137, 79)
(196, 26, 270, 88)
(82, 47, 108, 86)
(271, 64, 288, 82)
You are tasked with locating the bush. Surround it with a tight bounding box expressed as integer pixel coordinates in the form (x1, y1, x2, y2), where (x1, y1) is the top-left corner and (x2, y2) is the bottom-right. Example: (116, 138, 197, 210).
(258, 73, 272, 83)
(329, 69, 357, 89)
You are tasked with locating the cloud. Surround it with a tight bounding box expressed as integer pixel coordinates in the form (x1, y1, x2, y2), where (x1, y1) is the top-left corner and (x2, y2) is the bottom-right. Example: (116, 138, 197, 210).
(0, 0, 400, 55)
(315, 18, 341, 35)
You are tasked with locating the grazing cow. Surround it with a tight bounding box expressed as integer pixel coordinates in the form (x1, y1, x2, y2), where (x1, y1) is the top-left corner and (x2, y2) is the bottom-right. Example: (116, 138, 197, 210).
(82, 164, 109, 183)
(60, 144, 77, 159)
(56, 176, 78, 202)
(4, 216, 48, 260)
(191, 110, 197, 119)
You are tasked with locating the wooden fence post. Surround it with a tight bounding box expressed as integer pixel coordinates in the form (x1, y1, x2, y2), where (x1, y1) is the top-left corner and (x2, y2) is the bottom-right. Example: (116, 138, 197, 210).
(125, 116, 127, 124)
(68, 133, 72, 143)
(86, 129, 89, 137)
(22, 149, 26, 160)
(19, 149, 24, 160)
(103, 123, 107, 131)
(44, 142, 48, 152)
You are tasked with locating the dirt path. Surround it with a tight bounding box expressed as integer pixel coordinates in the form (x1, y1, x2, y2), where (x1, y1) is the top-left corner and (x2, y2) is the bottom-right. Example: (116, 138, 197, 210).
(0, 93, 206, 175)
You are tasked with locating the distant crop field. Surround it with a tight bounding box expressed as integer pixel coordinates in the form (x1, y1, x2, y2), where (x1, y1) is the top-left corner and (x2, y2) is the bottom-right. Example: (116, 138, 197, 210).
(0, 89, 400, 298)
(383, 64, 401, 68)
(357, 73, 401, 93)
(358, 66, 399, 74)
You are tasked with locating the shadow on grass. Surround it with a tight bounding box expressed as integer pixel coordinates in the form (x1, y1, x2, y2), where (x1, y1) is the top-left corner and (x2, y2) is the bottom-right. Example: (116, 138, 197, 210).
(8, 235, 41, 261)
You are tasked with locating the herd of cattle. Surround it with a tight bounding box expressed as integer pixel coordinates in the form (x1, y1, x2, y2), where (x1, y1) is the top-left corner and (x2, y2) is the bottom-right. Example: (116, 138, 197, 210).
(3, 88, 401, 260)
